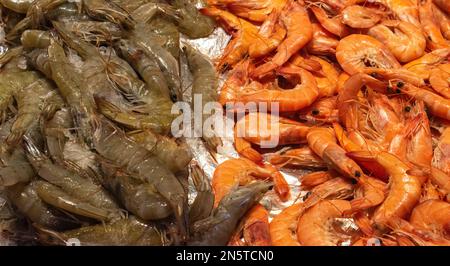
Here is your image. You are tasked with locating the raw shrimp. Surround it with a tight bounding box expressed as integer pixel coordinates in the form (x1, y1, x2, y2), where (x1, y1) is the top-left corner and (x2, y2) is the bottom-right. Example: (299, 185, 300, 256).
(41, 218, 166, 246)
(26, 49, 52, 79)
(7, 78, 62, 146)
(367, 20, 426, 63)
(62, 21, 123, 43)
(430, 64, 450, 99)
(189, 182, 270, 246)
(189, 163, 214, 225)
(92, 117, 187, 235)
(251, 2, 312, 79)
(127, 130, 192, 174)
(148, 16, 181, 60)
(306, 23, 339, 55)
(433, 127, 450, 175)
(341, 5, 383, 29)
(234, 112, 310, 162)
(307, 127, 363, 179)
(43, 108, 72, 165)
(212, 158, 289, 206)
(100, 165, 173, 221)
(24, 138, 122, 216)
(420, 0, 450, 50)
(6, 181, 77, 230)
(297, 200, 352, 246)
(269, 203, 303, 246)
(336, 34, 401, 75)
(184, 44, 222, 151)
(83, 0, 134, 28)
(348, 151, 422, 229)
(0, 0, 35, 13)
(169, 0, 216, 38)
(403, 48, 450, 79)
(410, 200, 450, 237)
(21, 30, 52, 49)
(116, 39, 171, 100)
(269, 147, 327, 169)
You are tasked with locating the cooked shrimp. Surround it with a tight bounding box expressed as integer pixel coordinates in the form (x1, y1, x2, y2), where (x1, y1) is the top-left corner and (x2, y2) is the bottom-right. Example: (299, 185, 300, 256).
(303, 177, 354, 208)
(381, 0, 421, 27)
(234, 112, 310, 162)
(347, 175, 387, 214)
(419, 0, 450, 50)
(403, 48, 450, 79)
(368, 20, 426, 63)
(402, 84, 450, 121)
(336, 34, 401, 75)
(300, 171, 335, 188)
(299, 96, 339, 125)
(231, 204, 272, 246)
(341, 5, 384, 29)
(306, 22, 340, 56)
(209, 0, 288, 22)
(430, 64, 450, 99)
(410, 200, 450, 238)
(269, 147, 327, 169)
(430, 167, 450, 197)
(251, 2, 312, 79)
(433, 0, 450, 13)
(433, 3, 450, 40)
(309, 4, 349, 37)
(307, 127, 363, 179)
(348, 151, 422, 229)
(269, 203, 304, 246)
(433, 127, 450, 175)
(212, 158, 289, 206)
(310, 56, 339, 97)
(297, 200, 352, 246)
(405, 102, 433, 168)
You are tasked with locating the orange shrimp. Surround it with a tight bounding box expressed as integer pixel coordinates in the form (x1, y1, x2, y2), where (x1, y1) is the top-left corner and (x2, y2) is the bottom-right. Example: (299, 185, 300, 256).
(307, 127, 364, 179)
(433, 0, 450, 13)
(309, 4, 350, 38)
(347, 151, 422, 229)
(410, 200, 450, 238)
(248, 11, 287, 59)
(212, 158, 290, 206)
(233, 69, 320, 112)
(419, 0, 450, 51)
(229, 204, 272, 246)
(347, 175, 388, 214)
(402, 84, 450, 121)
(381, 0, 421, 27)
(363, 67, 425, 87)
(430, 167, 450, 198)
(251, 2, 313, 79)
(405, 102, 433, 168)
(268, 147, 327, 169)
(306, 22, 340, 56)
(336, 34, 401, 75)
(296, 200, 352, 246)
(201, 7, 259, 70)
(269, 203, 304, 246)
(367, 20, 426, 63)
(310, 56, 339, 97)
(433, 127, 450, 176)
(389, 217, 450, 245)
(210, 0, 288, 22)
(300, 171, 335, 188)
(337, 73, 386, 130)
(337, 72, 350, 93)
(420, 180, 444, 202)
(299, 96, 339, 124)
(234, 112, 310, 162)
(341, 5, 384, 29)
(433, 3, 450, 40)
(303, 177, 355, 208)
(403, 48, 450, 79)
(430, 64, 450, 99)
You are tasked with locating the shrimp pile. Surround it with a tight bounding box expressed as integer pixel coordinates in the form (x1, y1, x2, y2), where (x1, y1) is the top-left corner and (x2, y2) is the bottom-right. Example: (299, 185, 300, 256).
(204, 0, 450, 246)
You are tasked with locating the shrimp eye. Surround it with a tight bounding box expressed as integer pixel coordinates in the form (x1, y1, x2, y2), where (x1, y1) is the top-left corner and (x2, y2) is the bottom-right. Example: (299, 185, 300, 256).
(404, 106, 411, 112)
(354, 171, 361, 178)
(395, 88, 401, 94)
(351, 179, 358, 185)
(387, 86, 393, 93)
(311, 109, 320, 116)
(370, 72, 379, 78)
(396, 82, 404, 88)
(304, 191, 312, 200)
(170, 94, 178, 102)
(428, 36, 432, 41)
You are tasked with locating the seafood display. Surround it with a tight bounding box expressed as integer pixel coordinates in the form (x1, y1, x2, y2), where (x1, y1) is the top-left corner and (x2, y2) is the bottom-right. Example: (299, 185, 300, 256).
(1, 0, 450, 247)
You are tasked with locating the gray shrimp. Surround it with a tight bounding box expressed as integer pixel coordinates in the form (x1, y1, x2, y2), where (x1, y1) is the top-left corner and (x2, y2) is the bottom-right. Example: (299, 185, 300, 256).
(0, 0, 35, 14)
(93, 117, 188, 236)
(188, 163, 214, 225)
(21, 30, 52, 49)
(26, 49, 52, 79)
(185, 44, 222, 151)
(43, 108, 73, 164)
(46, 2, 91, 21)
(6, 181, 79, 230)
(82, 0, 135, 29)
(24, 137, 122, 219)
(38, 217, 166, 246)
(169, 0, 215, 39)
(101, 164, 173, 221)
(62, 21, 123, 43)
(188, 182, 271, 246)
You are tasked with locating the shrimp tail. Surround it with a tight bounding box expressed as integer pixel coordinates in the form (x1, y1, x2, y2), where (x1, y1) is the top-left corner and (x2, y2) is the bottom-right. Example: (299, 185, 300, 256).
(23, 135, 47, 168)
